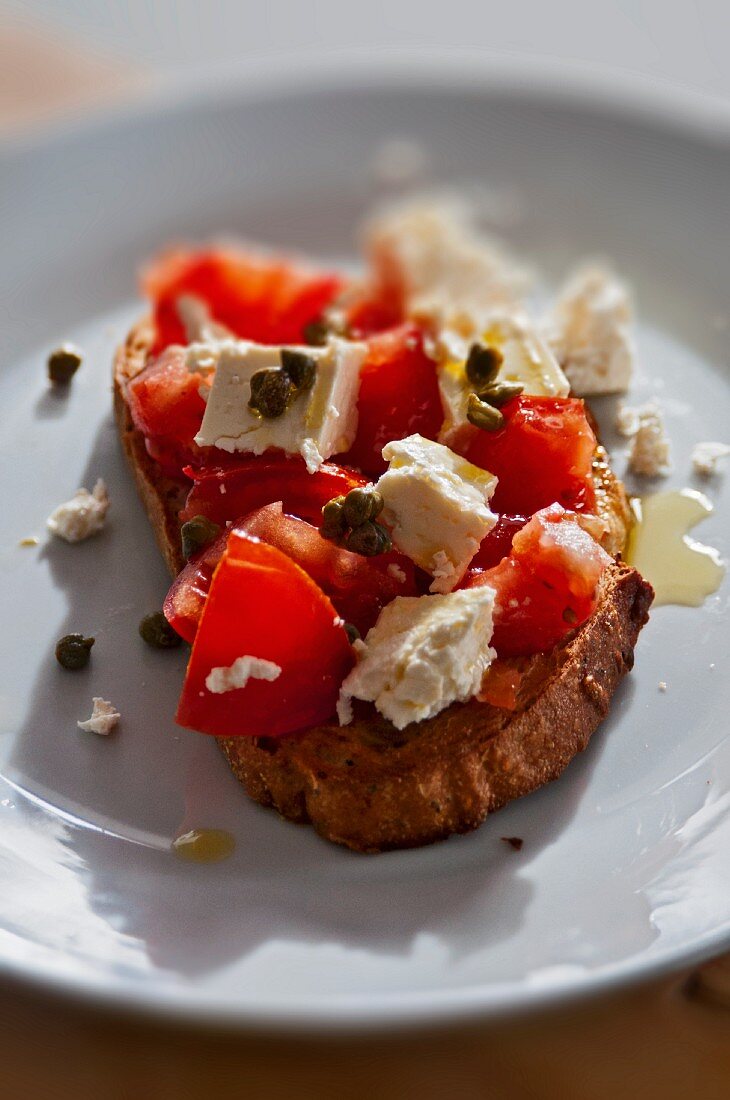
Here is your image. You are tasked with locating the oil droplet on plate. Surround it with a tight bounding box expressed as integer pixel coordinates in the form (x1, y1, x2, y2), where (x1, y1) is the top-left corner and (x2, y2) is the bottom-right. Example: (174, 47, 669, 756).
(626, 489, 725, 607)
(172, 829, 235, 863)
(18, 536, 39, 547)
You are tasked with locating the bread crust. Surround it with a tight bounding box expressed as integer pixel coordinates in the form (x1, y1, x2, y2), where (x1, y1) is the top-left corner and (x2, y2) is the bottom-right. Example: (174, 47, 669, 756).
(114, 319, 652, 852)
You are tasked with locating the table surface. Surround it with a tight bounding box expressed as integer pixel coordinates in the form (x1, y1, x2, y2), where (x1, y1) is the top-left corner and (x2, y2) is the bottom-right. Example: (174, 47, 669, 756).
(1, 13, 728, 1097)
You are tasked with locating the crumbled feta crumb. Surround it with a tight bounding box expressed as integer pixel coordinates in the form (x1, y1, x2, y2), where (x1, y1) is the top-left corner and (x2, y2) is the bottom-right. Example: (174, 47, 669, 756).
(615, 403, 641, 438)
(47, 479, 110, 542)
(205, 655, 282, 694)
(77, 697, 120, 736)
(658, 681, 668, 693)
(386, 562, 407, 584)
(692, 441, 730, 478)
(627, 405, 671, 477)
(543, 265, 635, 395)
(336, 690, 354, 726)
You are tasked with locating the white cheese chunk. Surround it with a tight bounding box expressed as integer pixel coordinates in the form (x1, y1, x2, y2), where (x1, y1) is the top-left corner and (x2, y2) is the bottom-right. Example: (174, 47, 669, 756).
(615, 403, 641, 438)
(437, 311, 570, 445)
(339, 587, 497, 730)
(205, 655, 282, 694)
(543, 265, 635, 395)
(365, 197, 530, 359)
(692, 441, 730, 478)
(376, 434, 497, 593)
(47, 479, 109, 543)
(627, 404, 671, 477)
(193, 338, 365, 472)
(77, 697, 120, 736)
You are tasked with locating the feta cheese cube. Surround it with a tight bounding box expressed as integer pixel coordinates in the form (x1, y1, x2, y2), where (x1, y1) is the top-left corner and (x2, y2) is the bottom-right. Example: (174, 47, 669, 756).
(365, 197, 530, 359)
(47, 479, 109, 543)
(176, 294, 232, 344)
(437, 311, 570, 445)
(543, 265, 635, 395)
(339, 586, 497, 730)
(193, 338, 365, 473)
(77, 697, 120, 736)
(376, 434, 497, 593)
(627, 404, 671, 477)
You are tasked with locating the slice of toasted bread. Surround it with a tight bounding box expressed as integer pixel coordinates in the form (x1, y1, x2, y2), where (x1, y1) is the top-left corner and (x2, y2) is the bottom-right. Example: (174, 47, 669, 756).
(114, 320, 652, 852)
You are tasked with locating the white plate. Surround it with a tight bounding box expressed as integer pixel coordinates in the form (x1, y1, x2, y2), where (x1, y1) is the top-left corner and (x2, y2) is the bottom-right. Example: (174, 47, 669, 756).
(1, 62, 729, 1030)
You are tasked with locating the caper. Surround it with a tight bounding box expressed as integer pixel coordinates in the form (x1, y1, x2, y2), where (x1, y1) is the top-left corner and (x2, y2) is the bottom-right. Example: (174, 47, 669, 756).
(476, 380, 524, 407)
(466, 393, 505, 432)
(343, 622, 361, 645)
(139, 612, 182, 649)
(465, 343, 503, 388)
(342, 487, 384, 528)
(248, 367, 293, 419)
(281, 349, 317, 392)
(55, 633, 95, 670)
(321, 496, 347, 539)
(48, 345, 82, 385)
(303, 319, 330, 346)
(345, 521, 392, 557)
(181, 515, 221, 561)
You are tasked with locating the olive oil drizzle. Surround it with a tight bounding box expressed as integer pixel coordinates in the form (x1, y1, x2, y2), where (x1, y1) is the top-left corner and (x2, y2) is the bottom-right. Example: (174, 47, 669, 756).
(626, 489, 725, 607)
(172, 829, 236, 863)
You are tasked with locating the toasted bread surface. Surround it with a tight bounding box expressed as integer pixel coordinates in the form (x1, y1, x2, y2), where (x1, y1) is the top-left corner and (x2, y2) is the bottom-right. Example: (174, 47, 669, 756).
(114, 319, 652, 851)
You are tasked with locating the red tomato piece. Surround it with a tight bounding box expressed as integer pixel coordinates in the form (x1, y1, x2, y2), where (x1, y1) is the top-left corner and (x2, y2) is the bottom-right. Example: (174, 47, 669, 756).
(341, 323, 443, 476)
(181, 456, 367, 527)
(456, 395, 597, 516)
(467, 514, 529, 572)
(144, 247, 345, 354)
(465, 506, 611, 656)
(165, 503, 418, 642)
(176, 536, 354, 738)
(126, 348, 208, 474)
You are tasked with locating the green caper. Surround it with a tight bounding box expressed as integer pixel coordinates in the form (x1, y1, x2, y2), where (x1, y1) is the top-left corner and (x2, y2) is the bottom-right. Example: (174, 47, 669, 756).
(476, 380, 524, 407)
(181, 515, 221, 561)
(248, 367, 293, 419)
(343, 622, 361, 645)
(465, 343, 503, 389)
(321, 496, 347, 539)
(466, 393, 505, 432)
(281, 349, 317, 392)
(55, 633, 95, 670)
(139, 612, 182, 649)
(345, 521, 392, 557)
(48, 345, 82, 385)
(303, 319, 330, 346)
(342, 487, 384, 528)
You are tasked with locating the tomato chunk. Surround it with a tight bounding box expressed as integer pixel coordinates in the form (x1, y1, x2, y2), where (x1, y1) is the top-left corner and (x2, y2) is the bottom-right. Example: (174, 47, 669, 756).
(456, 396, 597, 516)
(126, 348, 208, 474)
(181, 456, 366, 527)
(467, 514, 529, 571)
(465, 506, 611, 656)
(341, 323, 443, 476)
(165, 503, 417, 642)
(176, 536, 354, 738)
(144, 247, 345, 354)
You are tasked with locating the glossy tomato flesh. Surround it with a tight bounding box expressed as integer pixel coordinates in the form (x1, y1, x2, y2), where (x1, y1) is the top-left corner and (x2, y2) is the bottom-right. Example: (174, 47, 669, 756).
(340, 323, 443, 476)
(457, 396, 597, 516)
(144, 247, 345, 354)
(126, 348, 208, 474)
(176, 536, 354, 738)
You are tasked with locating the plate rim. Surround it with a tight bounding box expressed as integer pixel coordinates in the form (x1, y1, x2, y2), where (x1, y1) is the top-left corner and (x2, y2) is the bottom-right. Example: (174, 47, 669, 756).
(2, 60, 729, 1030)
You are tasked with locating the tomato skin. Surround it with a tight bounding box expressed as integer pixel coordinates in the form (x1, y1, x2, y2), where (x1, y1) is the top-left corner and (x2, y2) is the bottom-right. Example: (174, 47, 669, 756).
(126, 348, 208, 473)
(457, 396, 597, 516)
(340, 323, 443, 476)
(165, 503, 417, 642)
(177, 536, 354, 739)
(465, 506, 611, 657)
(181, 456, 367, 527)
(144, 247, 345, 355)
